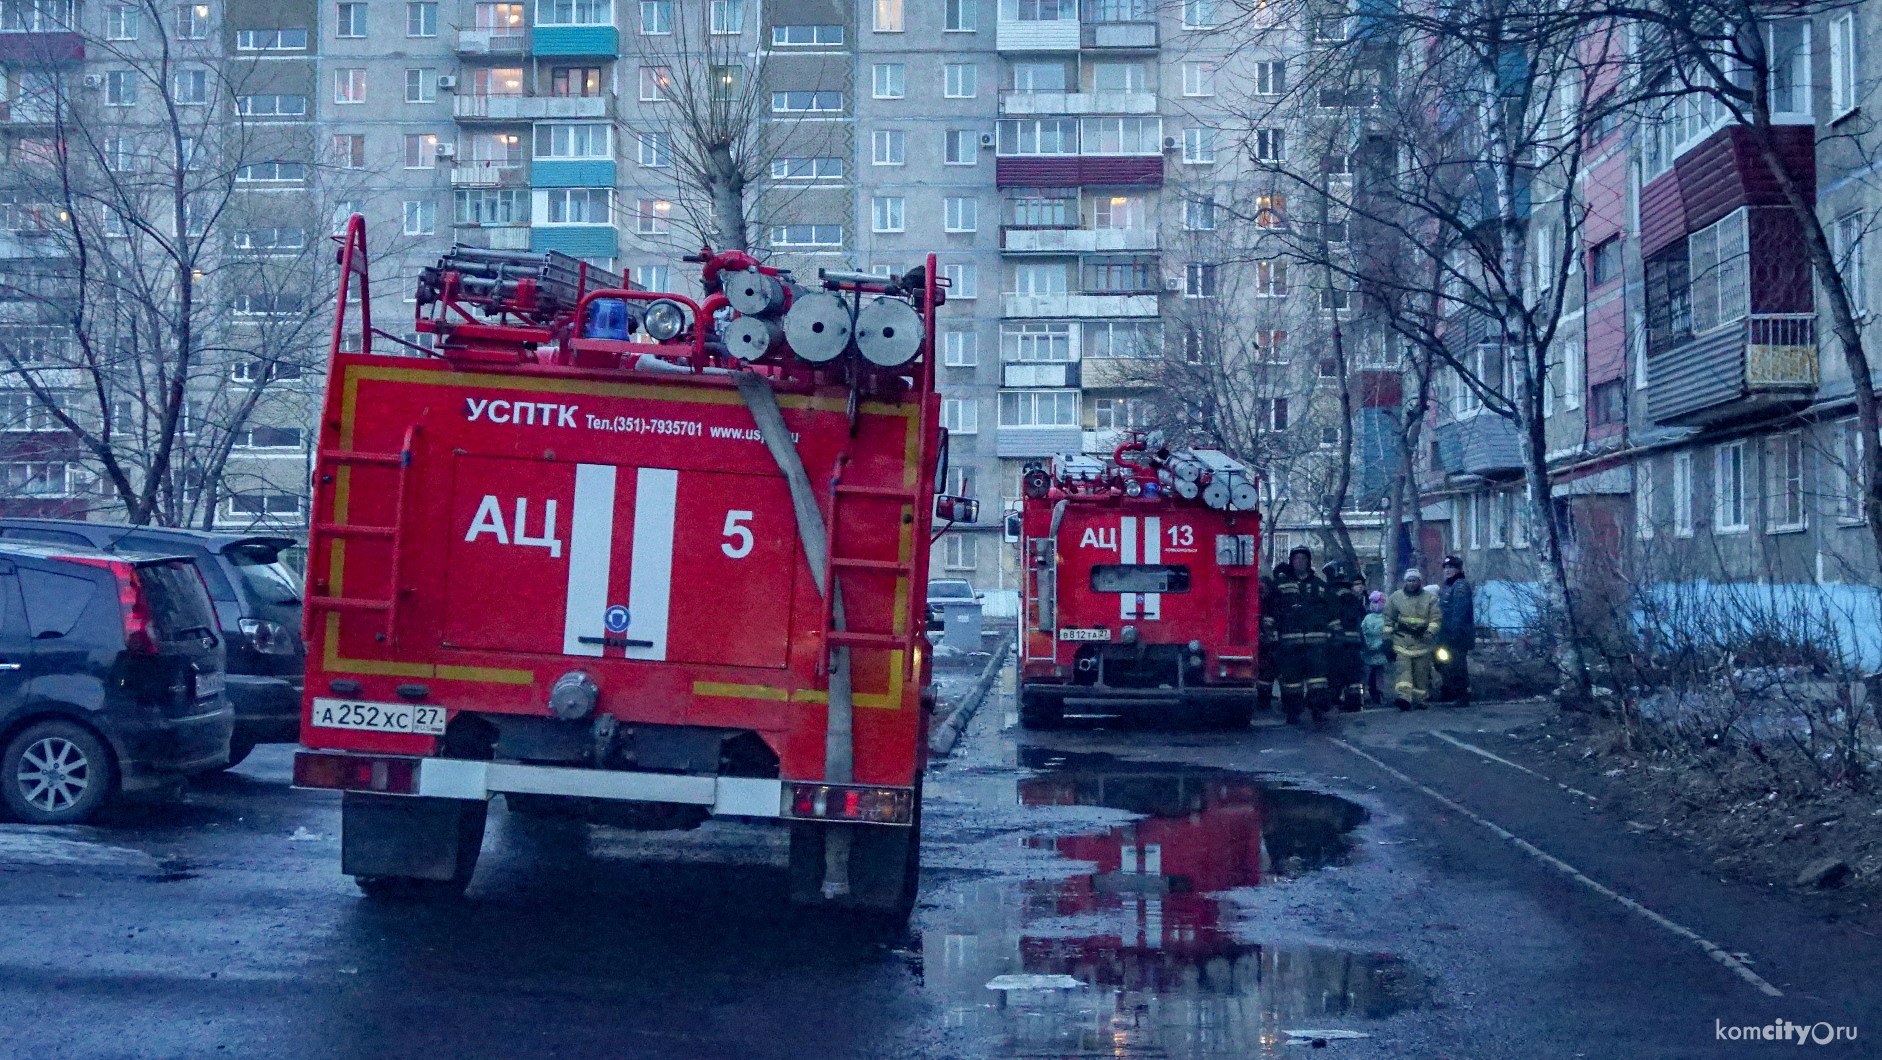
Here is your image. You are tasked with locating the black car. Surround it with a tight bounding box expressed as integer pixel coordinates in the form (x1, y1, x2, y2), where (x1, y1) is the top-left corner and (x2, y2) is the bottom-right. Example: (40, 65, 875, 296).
(0, 520, 302, 767)
(0, 542, 231, 824)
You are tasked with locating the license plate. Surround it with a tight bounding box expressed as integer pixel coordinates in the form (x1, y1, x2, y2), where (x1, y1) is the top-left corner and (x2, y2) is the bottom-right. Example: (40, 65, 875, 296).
(1058, 628, 1112, 642)
(195, 670, 224, 699)
(308, 697, 447, 737)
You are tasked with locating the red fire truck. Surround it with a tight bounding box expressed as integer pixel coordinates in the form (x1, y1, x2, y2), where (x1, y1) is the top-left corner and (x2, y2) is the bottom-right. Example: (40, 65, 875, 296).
(291, 217, 969, 915)
(1017, 437, 1261, 729)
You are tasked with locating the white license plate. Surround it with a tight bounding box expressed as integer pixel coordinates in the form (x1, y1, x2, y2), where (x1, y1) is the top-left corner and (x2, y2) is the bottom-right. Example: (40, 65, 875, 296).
(195, 670, 225, 699)
(309, 697, 447, 737)
(1058, 628, 1113, 642)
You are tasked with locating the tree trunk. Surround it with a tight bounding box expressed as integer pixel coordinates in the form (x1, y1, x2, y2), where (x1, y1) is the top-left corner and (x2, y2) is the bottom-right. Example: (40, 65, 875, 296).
(705, 143, 748, 252)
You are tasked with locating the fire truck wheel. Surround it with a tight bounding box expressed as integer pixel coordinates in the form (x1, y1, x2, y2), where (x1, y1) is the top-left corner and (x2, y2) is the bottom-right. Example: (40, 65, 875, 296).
(1017, 692, 1062, 730)
(343, 793, 488, 901)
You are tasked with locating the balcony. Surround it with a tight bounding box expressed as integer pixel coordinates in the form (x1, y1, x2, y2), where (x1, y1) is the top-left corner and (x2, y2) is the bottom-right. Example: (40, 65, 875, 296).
(1081, 20, 1156, 47)
(531, 225, 618, 257)
(996, 156, 1163, 188)
(1002, 361, 1080, 387)
(0, 99, 56, 124)
(530, 159, 615, 187)
(531, 24, 620, 57)
(996, 18, 1080, 51)
(0, 32, 84, 62)
(450, 161, 525, 187)
(1433, 412, 1522, 477)
(1648, 314, 1818, 426)
(998, 91, 1156, 116)
(455, 29, 527, 55)
(996, 426, 1084, 458)
(1001, 226, 1157, 253)
(1003, 293, 1158, 318)
(453, 94, 610, 121)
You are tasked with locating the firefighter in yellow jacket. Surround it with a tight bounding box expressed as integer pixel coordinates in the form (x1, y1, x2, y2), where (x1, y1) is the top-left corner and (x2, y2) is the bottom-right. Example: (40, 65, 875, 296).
(1383, 568, 1442, 710)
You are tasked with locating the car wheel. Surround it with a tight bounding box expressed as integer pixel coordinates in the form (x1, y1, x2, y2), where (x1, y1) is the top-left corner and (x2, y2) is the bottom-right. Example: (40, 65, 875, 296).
(2, 720, 115, 825)
(215, 737, 257, 771)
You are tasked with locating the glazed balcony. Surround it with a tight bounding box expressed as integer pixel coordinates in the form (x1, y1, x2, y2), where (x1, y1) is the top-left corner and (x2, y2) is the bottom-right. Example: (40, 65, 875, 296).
(1001, 226, 1157, 253)
(453, 93, 610, 121)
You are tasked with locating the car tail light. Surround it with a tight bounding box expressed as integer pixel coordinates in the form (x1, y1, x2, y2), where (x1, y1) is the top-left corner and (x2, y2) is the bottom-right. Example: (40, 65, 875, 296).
(96, 560, 159, 654)
(293, 751, 420, 794)
(787, 782, 913, 825)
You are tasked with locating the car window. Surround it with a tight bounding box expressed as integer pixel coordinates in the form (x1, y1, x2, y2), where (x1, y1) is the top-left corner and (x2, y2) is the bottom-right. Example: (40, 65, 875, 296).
(1090, 564, 1191, 594)
(116, 536, 236, 601)
(5, 528, 93, 547)
(928, 581, 975, 599)
(18, 567, 98, 638)
(136, 560, 218, 641)
(224, 543, 302, 606)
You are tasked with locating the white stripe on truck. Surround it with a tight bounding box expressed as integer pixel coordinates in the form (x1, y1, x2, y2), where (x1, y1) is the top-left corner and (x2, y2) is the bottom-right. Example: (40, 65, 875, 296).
(417, 757, 784, 817)
(563, 463, 617, 657)
(625, 467, 678, 661)
(1143, 516, 1161, 620)
(1119, 516, 1138, 619)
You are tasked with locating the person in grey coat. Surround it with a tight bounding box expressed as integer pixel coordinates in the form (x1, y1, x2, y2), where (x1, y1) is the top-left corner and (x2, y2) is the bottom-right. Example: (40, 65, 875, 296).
(1436, 555, 1475, 706)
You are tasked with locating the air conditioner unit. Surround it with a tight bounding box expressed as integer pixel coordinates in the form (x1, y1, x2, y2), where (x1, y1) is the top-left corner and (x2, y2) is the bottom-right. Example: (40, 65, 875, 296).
(435, 142, 457, 158)
(83, 74, 104, 88)
(979, 132, 995, 149)
(1163, 276, 1182, 291)
(1162, 135, 1179, 151)
(437, 74, 458, 90)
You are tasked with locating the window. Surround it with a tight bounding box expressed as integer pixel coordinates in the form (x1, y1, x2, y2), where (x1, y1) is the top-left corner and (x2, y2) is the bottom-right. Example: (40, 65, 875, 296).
(534, 123, 609, 157)
(102, 137, 133, 171)
(1634, 460, 1657, 539)
(335, 68, 366, 104)
(0, 394, 59, 431)
(639, 0, 670, 32)
(997, 119, 1078, 155)
(945, 130, 977, 166)
(331, 134, 365, 168)
(1832, 418, 1866, 523)
(225, 492, 305, 517)
(873, 63, 905, 99)
(454, 188, 529, 225)
(946, 0, 975, 30)
(235, 161, 306, 181)
(1181, 0, 1214, 27)
(1183, 127, 1216, 164)
(942, 533, 976, 571)
(1766, 432, 1805, 531)
(771, 224, 842, 246)
(336, 2, 367, 36)
(946, 467, 975, 500)
(238, 94, 306, 117)
(1590, 236, 1621, 287)
(637, 132, 671, 167)
(1320, 288, 1351, 311)
(639, 66, 672, 101)
(945, 197, 977, 233)
(1590, 379, 1624, 425)
(171, 68, 208, 105)
(1012, 263, 1067, 296)
(1253, 330, 1287, 362)
(1011, 62, 1067, 92)
(1254, 194, 1286, 229)
(873, 0, 902, 31)
(709, 0, 743, 33)
(105, 70, 136, 106)
(1253, 127, 1285, 162)
(1764, 19, 1811, 121)
(998, 389, 1078, 427)
(403, 133, 438, 167)
(945, 64, 977, 98)
(1184, 197, 1215, 231)
(549, 67, 602, 96)
(404, 68, 436, 102)
(871, 129, 905, 165)
(403, 199, 437, 235)
(540, 0, 610, 24)
(771, 23, 842, 44)
(1829, 13, 1857, 118)
(105, 4, 139, 38)
(1079, 116, 1160, 154)
(770, 157, 843, 180)
(1256, 397, 1288, 431)
(1714, 441, 1747, 532)
(468, 132, 523, 163)
(1672, 450, 1693, 536)
(1181, 62, 1214, 97)
(233, 426, 304, 449)
(0, 463, 71, 498)
(944, 330, 978, 367)
(1254, 260, 1286, 298)
(404, 1, 437, 35)
(942, 397, 978, 433)
(545, 188, 611, 223)
(1002, 322, 1069, 361)
(236, 27, 308, 48)
(772, 91, 842, 113)
(177, 2, 209, 38)
(1255, 61, 1285, 95)
(1688, 209, 1748, 334)
(1092, 62, 1145, 93)
(872, 196, 905, 232)
(633, 198, 670, 234)
(944, 263, 977, 297)
(1184, 263, 1216, 298)
(1095, 397, 1150, 431)
(233, 290, 306, 315)
(1835, 212, 1865, 312)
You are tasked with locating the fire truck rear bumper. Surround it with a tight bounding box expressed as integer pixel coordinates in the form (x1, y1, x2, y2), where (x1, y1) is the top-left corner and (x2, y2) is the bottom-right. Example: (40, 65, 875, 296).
(293, 752, 916, 825)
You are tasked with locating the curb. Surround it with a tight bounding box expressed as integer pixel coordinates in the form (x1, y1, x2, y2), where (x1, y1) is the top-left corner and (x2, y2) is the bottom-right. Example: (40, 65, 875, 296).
(928, 632, 1013, 757)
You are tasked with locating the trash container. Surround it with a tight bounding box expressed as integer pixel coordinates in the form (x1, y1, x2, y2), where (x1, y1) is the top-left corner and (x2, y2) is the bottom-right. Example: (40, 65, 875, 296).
(941, 600, 983, 653)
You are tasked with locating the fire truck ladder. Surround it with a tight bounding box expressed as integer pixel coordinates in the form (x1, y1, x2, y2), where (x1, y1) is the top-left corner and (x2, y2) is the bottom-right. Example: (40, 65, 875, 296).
(824, 480, 920, 661)
(307, 424, 421, 643)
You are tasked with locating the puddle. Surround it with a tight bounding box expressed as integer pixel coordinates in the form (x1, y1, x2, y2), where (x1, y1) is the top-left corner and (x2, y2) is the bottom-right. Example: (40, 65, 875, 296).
(924, 752, 1427, 1057)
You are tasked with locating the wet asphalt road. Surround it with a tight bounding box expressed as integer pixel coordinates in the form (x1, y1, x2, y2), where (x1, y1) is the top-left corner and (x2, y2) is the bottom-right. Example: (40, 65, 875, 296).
(2, 666, 1878, 1059)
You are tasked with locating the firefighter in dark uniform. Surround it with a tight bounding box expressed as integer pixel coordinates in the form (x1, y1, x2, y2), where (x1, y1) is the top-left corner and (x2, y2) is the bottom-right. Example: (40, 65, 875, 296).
(1324, 562, 1368, 711)
(1257, 564, 1283, 712)
(1274, 546, 1332, 723)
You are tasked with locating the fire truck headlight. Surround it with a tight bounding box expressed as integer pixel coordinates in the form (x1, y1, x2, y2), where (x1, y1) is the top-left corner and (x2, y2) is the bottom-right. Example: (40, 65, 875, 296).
(1124, 479, 1143, 497)
(644, 299, 688, 342)
(1120, 625, 1139, 644)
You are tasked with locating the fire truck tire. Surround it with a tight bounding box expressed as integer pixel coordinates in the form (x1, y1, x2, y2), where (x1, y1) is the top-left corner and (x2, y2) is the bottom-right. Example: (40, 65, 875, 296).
(786, 777, 922, 921)
(343, 792, 487, 901)
(1018, 692, 1062, 730)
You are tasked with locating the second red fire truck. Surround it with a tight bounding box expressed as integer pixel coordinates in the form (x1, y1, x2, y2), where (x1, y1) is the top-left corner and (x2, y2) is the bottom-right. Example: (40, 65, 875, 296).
(1017, 436, 1262, 729)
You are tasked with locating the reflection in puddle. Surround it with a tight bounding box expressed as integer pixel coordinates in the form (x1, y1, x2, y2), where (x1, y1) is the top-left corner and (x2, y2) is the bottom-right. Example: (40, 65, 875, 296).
(925, 752, 1427, 1057)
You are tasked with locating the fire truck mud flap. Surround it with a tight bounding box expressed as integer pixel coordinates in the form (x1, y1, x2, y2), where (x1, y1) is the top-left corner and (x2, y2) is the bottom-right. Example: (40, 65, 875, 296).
(342, 792, 488, 897)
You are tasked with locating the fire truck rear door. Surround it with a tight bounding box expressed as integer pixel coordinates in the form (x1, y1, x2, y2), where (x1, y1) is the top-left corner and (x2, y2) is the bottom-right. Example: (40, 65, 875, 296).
(441, 455, 797, 668)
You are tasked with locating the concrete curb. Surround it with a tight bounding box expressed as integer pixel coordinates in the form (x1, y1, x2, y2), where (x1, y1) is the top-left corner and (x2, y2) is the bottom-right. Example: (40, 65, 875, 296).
(928, 633, 1013, 757)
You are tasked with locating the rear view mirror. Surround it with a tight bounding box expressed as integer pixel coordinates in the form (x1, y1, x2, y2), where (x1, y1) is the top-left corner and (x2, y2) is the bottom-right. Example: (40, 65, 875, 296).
(934, 496, 979, 524)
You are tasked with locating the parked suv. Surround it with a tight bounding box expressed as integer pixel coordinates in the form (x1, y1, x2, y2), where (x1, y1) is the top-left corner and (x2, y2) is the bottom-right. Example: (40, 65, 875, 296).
(0, 542, 231, 824)
(0, 520, 301, 767)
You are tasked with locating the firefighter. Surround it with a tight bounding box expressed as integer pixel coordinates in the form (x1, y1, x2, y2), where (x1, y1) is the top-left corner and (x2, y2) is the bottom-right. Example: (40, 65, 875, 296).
(1274, 546, 1332, 723)
(1257, 564, 1282, 712)
(1324, 562, 1367, 712)
(1384, 567, 1442, 710)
